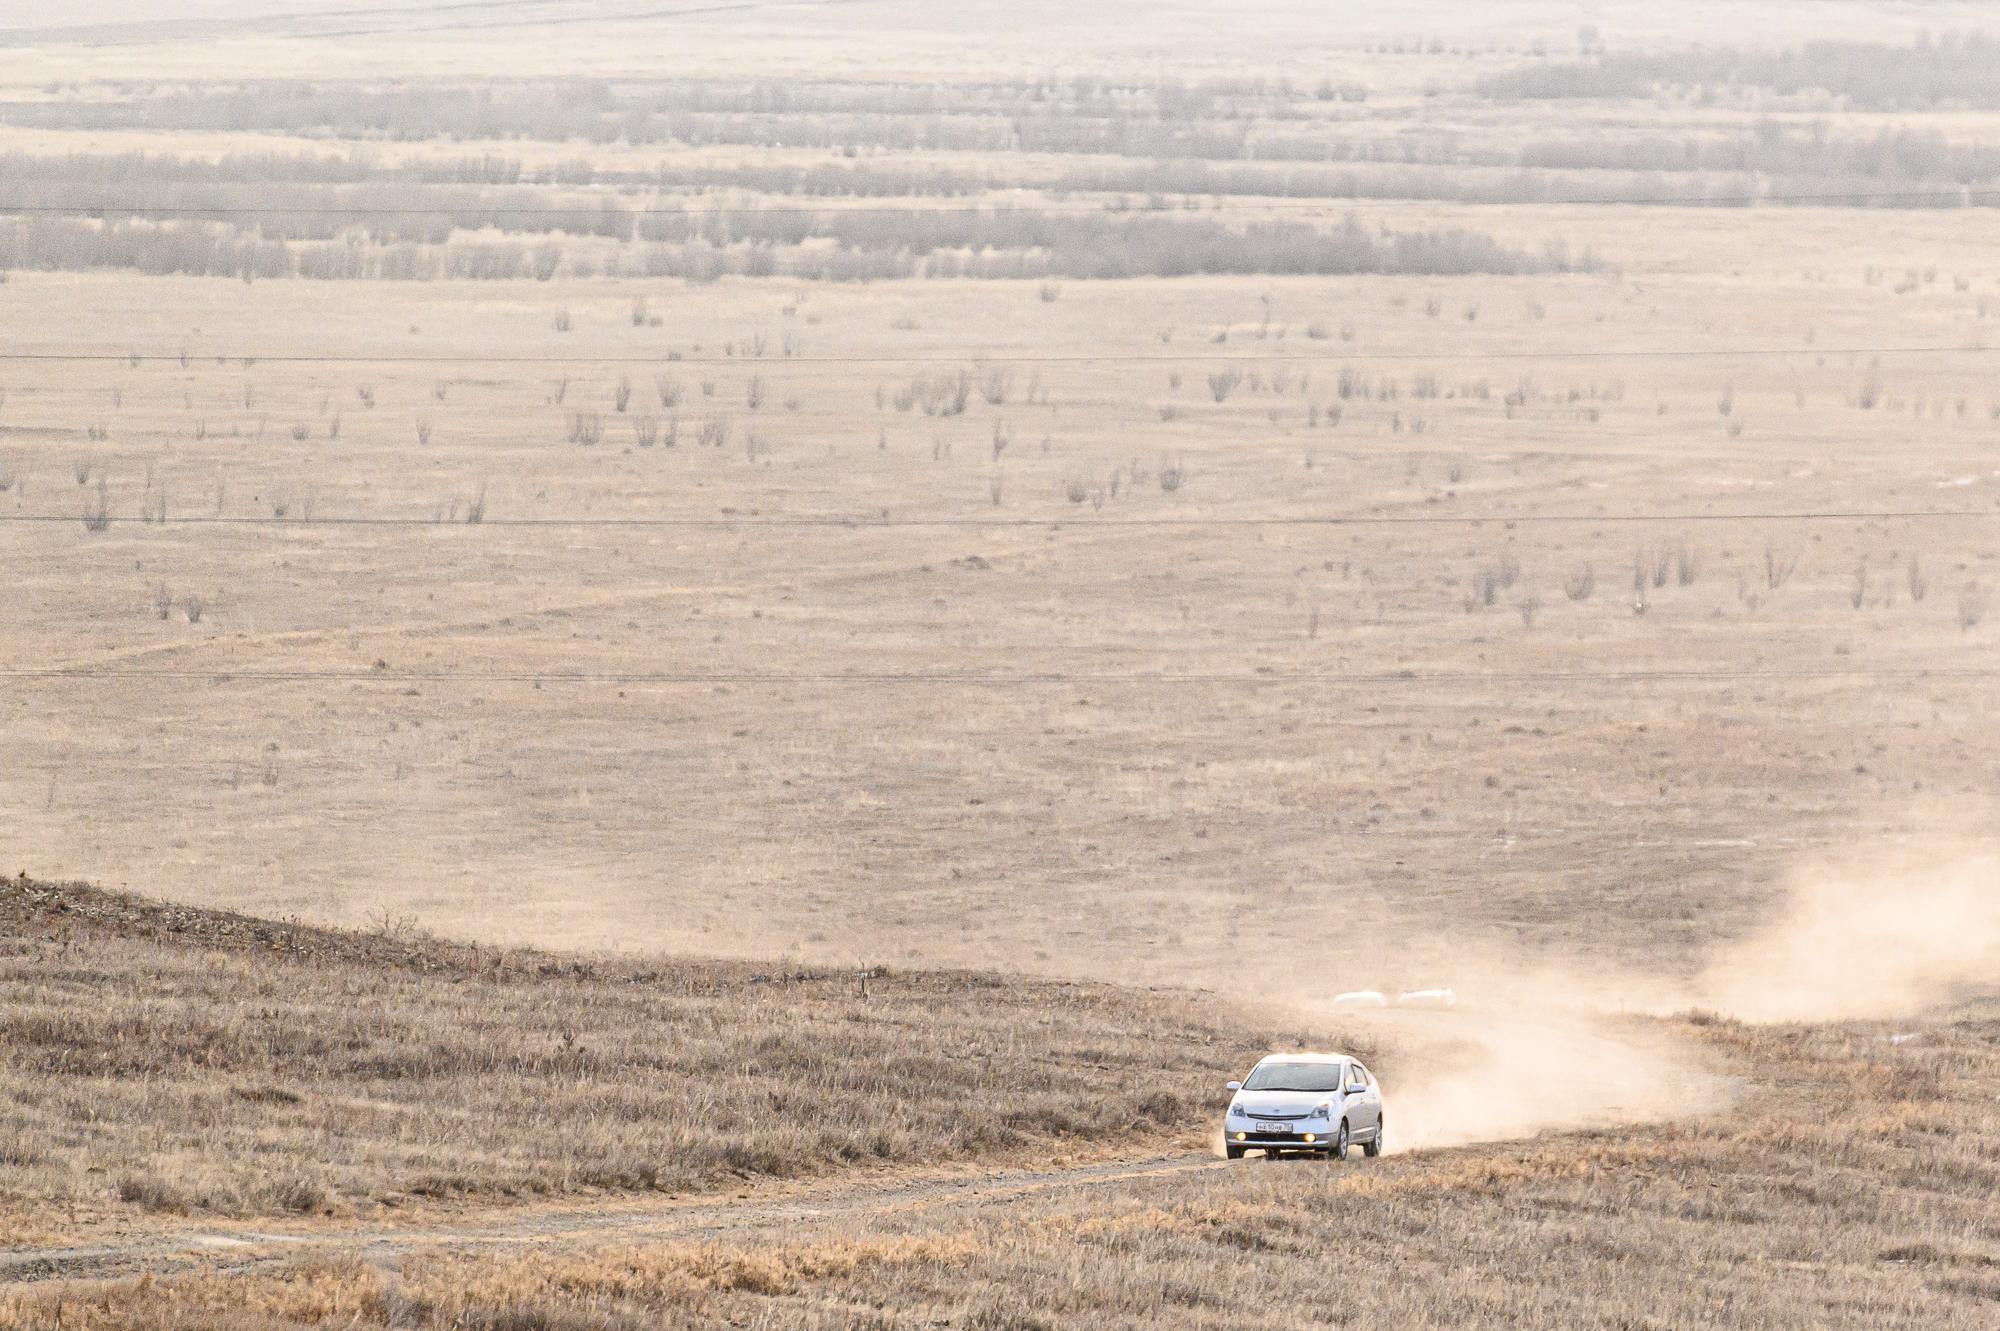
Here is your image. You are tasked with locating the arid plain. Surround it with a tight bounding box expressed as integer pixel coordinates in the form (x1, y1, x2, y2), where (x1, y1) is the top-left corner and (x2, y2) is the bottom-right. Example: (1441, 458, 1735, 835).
(1, 2, 1997, 1327)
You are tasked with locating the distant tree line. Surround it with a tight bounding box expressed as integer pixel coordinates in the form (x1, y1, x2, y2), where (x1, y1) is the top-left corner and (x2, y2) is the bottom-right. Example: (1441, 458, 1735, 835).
(0, 212, 1588, 282)
(1478, 32, 2000, 110)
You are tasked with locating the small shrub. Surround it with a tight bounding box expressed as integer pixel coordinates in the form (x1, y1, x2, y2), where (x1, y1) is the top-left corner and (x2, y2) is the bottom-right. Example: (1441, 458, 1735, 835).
(81, 478, 111, 531)
(184, 594, 205, 624)
(1158, 457, 1187, 493)
(117, 1175, 189, 1214)
(1959, 583, 1988, 631)
(980, 365, 1013, 405)
(1564, 564, 1595, 601)
(1765, 546, 1799, 590)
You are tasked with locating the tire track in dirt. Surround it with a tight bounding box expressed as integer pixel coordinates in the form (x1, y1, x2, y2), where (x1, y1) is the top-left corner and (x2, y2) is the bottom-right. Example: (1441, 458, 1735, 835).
(0, 1151, 1223, 1288)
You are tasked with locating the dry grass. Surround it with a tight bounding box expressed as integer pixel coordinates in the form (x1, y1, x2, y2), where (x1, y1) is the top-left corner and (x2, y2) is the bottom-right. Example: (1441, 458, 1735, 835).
(0, 878, 1274, 1235)
(9, 1000, 1995, 1330)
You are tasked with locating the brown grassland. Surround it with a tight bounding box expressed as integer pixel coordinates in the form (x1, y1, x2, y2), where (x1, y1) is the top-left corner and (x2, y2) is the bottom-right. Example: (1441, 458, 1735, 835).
(1, 881, 1997, 1330)
(1, 0, 1999, 1327)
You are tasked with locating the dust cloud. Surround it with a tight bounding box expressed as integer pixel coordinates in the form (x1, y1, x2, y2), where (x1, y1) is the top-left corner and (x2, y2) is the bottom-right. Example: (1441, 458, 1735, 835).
(1693, 847, 2000, 1023)
(1274, 842, 1998, 1155)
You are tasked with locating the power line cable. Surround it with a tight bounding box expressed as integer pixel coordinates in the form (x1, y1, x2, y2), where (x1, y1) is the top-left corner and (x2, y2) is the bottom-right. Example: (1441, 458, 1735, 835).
(0, 666, 1989, 686)
(2, 344, 1989, 365)
(5, 188, 1998, 218)
(0, 508, 1991, 530)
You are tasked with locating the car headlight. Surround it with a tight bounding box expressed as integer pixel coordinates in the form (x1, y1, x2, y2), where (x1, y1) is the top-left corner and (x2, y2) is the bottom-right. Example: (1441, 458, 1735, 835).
(1308, 1102, 1332, 1120)
(1228, 1102, 1249, 1118)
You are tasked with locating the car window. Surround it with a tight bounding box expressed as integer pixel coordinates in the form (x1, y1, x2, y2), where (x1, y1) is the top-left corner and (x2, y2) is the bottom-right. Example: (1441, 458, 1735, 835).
(1241, 1061, 1345, 1093)
(1350, 1062, 1370, 1087)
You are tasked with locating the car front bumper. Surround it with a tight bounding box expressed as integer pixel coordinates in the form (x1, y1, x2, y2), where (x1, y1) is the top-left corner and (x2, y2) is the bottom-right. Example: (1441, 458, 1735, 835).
(1225, 1124, 1336, 1149)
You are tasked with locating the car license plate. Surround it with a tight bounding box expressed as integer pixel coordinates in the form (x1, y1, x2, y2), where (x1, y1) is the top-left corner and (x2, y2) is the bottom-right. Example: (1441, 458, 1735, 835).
(1255, 1121, 1291, 1134)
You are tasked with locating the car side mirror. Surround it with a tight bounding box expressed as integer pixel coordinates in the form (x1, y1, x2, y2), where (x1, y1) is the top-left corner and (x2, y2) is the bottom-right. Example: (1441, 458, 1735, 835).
(1347, 1084, 1366, 1095)
(1225, 1081, 1242, 1092)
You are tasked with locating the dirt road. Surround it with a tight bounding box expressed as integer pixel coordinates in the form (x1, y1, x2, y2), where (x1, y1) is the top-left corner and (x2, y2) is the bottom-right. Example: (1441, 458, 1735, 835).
(0, 1151, 1225, 1288)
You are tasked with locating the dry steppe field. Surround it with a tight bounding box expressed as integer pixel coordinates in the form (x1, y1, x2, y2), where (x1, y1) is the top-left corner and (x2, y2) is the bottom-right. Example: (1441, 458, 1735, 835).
(0, 0, 1998, 1326)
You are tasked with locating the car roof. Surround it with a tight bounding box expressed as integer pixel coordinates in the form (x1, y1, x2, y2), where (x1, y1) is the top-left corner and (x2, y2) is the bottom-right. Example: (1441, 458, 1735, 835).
(1254, 1052, 1352, 1065)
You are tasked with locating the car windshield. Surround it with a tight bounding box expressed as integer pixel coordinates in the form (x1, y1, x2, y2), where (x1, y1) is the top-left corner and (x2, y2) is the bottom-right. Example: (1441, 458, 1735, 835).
(1242, 1062, 1344, 1093)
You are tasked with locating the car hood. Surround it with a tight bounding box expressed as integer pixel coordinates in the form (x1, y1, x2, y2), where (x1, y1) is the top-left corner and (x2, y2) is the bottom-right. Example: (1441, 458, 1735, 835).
(1230, 1089, 1337, 1116)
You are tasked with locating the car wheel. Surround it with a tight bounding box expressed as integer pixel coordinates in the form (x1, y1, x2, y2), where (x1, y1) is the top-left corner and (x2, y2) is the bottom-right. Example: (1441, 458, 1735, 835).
(1225, 1144, 1244, 1160)
(1363, 1117, 1383, 1158)
(1330, 1120, 1350, 1161)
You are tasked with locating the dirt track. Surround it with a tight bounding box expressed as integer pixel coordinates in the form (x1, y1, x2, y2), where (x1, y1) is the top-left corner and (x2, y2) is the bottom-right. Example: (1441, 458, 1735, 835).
(0, 1151, 1226, 1288)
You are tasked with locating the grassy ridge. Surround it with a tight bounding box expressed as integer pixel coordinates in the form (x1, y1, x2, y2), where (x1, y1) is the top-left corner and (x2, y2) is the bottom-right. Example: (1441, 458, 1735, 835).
(0, 877, 1272, 1228)
(6, 1003, 1996, 1329)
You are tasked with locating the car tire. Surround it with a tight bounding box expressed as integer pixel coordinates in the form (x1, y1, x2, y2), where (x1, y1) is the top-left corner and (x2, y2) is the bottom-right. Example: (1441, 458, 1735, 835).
(1225, 1144, 1244, 1160)
(1363, 1117, 1383, 1158)
(1330, 1120, 1350, 1161)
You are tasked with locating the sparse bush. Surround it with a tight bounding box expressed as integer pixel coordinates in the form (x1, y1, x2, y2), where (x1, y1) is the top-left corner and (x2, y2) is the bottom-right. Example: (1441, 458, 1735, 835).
(633, 416, 659, 447)
(745, 374, 765, 410)
(551, 307, 572, 333)
(415, 417, 434, 446)
(655, 375, 681, 409)
(1765, 546, 1799, 590)
(1207, 367, 1244, 403)
(153, 583, 172, 620)
(1468, 568, 1500, 610)
(697, 415, 729, 448)
(614, 375, 632, 413)
(1158, 457, 1187, 493)
(980, 365, 1013, 405)
(567, 411, 603, 445)
(913, 370, 971, 417)
(1959, 583, 1988, 631)
(81, 477, 111, 531)
(117, 1174, 189, 1214)
(1907, 556, 1927, 602)
(183, 594, 204, 624)
(1563, 564, 1595, 601)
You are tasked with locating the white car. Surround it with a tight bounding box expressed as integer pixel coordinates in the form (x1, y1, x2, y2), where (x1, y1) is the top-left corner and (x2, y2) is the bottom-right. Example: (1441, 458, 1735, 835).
(1222, 1052, 1384, 1160)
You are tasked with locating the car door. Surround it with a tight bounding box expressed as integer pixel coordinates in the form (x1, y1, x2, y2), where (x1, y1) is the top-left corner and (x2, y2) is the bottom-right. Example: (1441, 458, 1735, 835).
(1346, 1060, 1380, 1140)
